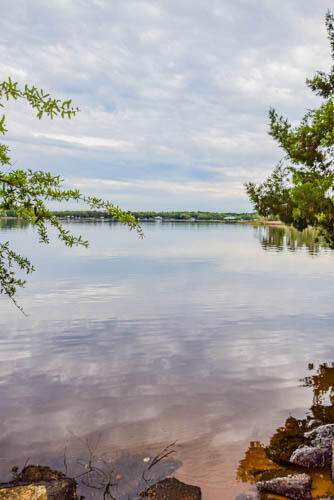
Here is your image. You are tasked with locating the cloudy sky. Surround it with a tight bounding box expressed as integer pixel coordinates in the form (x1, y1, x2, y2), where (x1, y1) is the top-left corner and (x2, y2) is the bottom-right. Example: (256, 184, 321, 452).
(1, 0, 332, 211)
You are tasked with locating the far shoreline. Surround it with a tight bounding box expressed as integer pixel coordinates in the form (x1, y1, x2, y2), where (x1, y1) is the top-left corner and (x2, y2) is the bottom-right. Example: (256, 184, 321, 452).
(0, 215, 285, 226)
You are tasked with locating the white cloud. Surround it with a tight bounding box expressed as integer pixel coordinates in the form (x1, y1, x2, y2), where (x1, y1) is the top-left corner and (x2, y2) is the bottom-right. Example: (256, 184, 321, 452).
(33, 133, 134, 151)
(0, 0, 331, 209)
(66, 176, 247, 202)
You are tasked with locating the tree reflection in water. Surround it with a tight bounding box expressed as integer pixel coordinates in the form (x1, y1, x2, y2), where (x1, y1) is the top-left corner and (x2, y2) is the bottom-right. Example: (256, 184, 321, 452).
(0, 218, 30, 230)
(237, 363, 334, 498)
(253, 225, 326, 255)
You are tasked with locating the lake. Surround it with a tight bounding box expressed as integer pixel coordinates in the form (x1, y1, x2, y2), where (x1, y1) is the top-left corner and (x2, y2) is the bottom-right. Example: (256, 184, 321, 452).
(0, 220, 334, 499)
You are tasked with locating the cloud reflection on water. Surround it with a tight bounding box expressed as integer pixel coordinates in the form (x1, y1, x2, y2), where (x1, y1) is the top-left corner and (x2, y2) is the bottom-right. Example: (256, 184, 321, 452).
(0, 221, 333, 498)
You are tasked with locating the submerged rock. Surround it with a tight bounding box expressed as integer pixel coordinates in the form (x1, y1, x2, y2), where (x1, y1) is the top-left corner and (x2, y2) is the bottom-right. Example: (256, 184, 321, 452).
(140, 477, 201, 499)
(290, 423, 334, 468)
(256, 473, 312, 500)
(18, 465, 65, 483)
(0, 465, 77, 499)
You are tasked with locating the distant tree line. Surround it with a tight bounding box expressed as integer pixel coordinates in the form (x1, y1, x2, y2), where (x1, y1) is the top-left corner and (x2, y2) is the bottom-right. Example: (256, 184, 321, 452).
(130, 211, 257, 221)
(39, 210, 258, 221)
(2, 210, 258, 221)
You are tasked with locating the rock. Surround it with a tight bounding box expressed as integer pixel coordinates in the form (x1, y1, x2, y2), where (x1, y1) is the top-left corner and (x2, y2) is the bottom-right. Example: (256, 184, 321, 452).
(0, 465, 77, 499)
(256, 473, 312, 500)
(18, 466, 65, 483)
(305, 423, 334, 448)
(0, 480, 76, 500)
(0, 484, 47, 499)
(43, 478, 77, 499)
(140, 477, 201, 499)
(290, 445, 329, 467)
(290, 424, 334, 468)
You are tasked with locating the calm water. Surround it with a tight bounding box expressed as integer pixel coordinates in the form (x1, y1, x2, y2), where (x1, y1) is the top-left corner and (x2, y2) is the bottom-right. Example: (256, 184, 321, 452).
(0, 220, 334, 498)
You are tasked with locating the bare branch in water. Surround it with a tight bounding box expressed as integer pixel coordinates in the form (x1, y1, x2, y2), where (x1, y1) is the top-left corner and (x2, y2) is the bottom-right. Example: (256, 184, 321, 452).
(63, 446, 68, 477)
(68, 432, 117, 499)
(142, 441, 177, 482)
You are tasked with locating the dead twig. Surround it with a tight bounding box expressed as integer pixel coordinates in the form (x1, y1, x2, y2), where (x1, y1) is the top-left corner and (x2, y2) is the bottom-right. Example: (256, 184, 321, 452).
(69, 433, 117, 499)
(63, 446, 68, 476)
(142, 441, 177, 482)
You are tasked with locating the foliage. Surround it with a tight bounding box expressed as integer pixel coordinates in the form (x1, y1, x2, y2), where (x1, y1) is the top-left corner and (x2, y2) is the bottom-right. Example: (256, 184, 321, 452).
(44, 210, 257, 221)
(0, 77, 142, 311)
(246, 11, 334, 247)
(112, 211, 256, 221)
(256, 224, 323, 254)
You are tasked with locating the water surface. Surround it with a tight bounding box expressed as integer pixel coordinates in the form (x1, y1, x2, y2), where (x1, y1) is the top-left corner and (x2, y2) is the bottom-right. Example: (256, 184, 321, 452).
(0, 221, 333, 498)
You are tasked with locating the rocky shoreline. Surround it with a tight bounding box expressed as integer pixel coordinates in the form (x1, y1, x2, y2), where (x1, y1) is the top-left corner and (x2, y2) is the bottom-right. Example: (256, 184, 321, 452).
(253, 423, 334, 499)
(0, 465, 201, 499)
(3, 423, 334, 499)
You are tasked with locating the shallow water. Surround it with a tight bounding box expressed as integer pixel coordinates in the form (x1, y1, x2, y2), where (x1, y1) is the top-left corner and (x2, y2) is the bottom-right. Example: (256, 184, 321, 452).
(0, 220, 334, 498)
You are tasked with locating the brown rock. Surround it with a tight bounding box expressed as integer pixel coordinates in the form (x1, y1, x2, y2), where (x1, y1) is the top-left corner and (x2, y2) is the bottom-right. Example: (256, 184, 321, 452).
(18, 466, 65, 483)
(0, 480, 76, 500)
(44, 478, 77, 499)
(256, 473, 312, 500)
(0, 485, 47, 499)
(0, 465, 77, 499)
(140, 477, 201, 499)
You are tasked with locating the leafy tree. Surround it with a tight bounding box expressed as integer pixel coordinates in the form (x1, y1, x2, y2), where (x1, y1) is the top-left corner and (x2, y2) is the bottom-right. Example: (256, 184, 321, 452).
(246, 11, 334, 247)
(0, 77, 142, 311)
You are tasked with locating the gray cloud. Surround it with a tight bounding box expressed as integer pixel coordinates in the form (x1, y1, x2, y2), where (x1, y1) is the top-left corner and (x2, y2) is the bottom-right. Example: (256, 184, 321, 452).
(0, 0, 331, 210)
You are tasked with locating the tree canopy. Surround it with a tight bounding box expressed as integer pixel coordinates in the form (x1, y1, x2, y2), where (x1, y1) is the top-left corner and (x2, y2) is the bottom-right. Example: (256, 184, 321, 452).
(0, 78, 142, 311)
(246, 11, 334, 247)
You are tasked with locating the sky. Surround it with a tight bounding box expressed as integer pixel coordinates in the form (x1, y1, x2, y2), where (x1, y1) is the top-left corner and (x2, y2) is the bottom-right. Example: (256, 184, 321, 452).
(0, 0, 332, 212)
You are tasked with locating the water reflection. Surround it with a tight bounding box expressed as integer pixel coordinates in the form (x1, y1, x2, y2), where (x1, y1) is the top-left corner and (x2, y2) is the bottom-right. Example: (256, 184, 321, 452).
(254, 225, 325, 254)
(1, 221, 334, 499)
(237, 363, 334, 497)
(0, 218, 327, 255)
(0, 218, 29, 230)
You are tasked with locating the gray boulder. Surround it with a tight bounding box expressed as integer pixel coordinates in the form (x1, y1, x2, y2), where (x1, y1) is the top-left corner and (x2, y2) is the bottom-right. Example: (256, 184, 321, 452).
(290, 424, 334, 468)
(290, 445, 328, 467)
(305, 423, 334, 448)
(256, 473, 312, 500)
